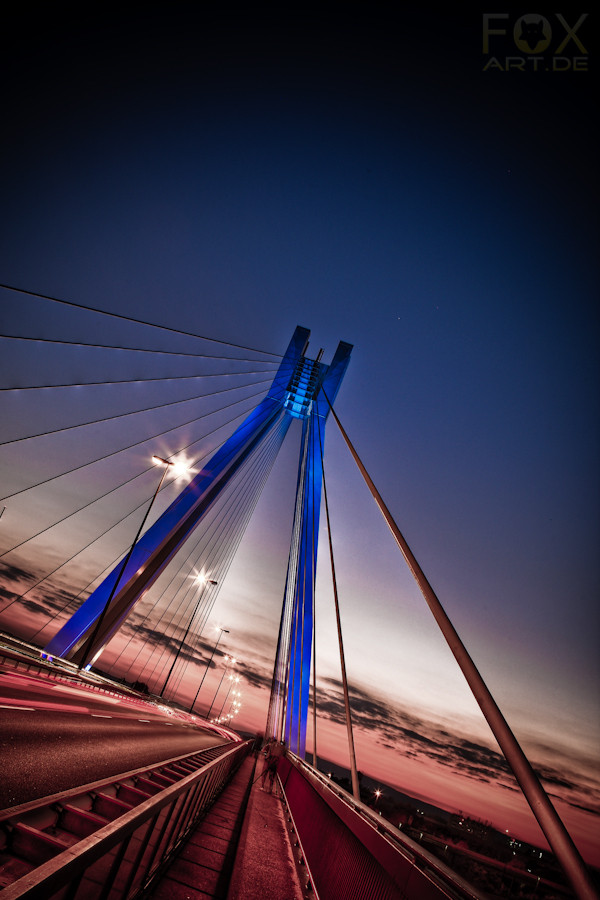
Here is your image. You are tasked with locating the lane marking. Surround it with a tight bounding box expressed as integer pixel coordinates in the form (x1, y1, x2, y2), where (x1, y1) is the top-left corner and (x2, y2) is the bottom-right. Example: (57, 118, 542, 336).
(138, 719, 151, 723)
(50, 685, 122, 705)
(0, 704, 35, 711)
(51, 684, 100, 697)
(90, 714, 113, 718)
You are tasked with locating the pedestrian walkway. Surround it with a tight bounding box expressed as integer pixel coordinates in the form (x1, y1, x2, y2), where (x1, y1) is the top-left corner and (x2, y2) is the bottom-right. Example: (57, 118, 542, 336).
(149, 752, 304, 900)
(226, 770, 304, 900)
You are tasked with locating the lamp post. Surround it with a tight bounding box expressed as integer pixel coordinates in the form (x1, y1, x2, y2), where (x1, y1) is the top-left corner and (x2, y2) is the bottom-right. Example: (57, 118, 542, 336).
(189, 626, 229, 714)
(160, 575, 218, 698)
(207, 655, 236, 718)
(79, 455, 174, 671)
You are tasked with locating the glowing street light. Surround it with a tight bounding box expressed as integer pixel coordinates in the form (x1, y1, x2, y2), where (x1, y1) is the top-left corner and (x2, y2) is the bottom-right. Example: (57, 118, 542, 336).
(167, 457, 193, 479)
(189, 625, 229, 713)
(227, 688, 243, 718)
(152, 455, 172, 466)
(218, 674, 240, 717)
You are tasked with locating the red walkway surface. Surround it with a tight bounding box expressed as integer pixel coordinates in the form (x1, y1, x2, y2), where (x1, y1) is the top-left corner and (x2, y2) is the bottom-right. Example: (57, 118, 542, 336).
(226, 768, 304, 900)
(150, 754, 304, 900)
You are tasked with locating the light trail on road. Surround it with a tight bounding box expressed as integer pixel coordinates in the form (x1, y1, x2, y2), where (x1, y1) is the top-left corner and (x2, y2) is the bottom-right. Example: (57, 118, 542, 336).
(0, 669, 233, 809)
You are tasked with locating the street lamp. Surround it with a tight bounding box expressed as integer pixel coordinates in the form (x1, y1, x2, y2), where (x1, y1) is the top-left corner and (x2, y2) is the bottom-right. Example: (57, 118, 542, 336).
(159, 575, 218, 698)
(189, 625, 229, 713)
(218, 678, 240, 717)
(226, 693, 242, 720)
(207, 655, 236, 718)
(79, 455, 174, 670)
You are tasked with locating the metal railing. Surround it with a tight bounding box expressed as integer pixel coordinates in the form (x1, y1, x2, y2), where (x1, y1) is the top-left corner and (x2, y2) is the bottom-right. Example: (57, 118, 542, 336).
(1, 739, 251, 900)
(0, 643, 146, 702)
(278, 753, 484, 900)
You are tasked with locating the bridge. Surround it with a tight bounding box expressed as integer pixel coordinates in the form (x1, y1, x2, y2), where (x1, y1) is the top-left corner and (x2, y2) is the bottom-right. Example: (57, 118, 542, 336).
(0, 286, 597, 899)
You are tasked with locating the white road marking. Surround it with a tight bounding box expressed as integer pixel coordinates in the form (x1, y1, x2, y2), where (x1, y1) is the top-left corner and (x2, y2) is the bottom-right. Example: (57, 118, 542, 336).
(90, 714, 113, 718)
(0, 704, 35, 711)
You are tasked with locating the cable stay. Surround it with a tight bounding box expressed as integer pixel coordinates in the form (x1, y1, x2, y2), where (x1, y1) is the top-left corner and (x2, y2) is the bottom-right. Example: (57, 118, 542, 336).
(0, 382, 270, 503)
(0, 382, 281, 632)
(0, 333, 281, 366)
(0, 395, 284, 594)
(322, 388, 596, 900)
(3, 415, 286, 678)
(0, 318, 592, 898)
(0, 376, 273, 447)
(0, 367, 279, 393)
(0, 283, 284, 359)
(108, 413, 290, 697)
(149, 416, 289, 699)
(316, 409, 361, 801)
(0, 474, 174, 622)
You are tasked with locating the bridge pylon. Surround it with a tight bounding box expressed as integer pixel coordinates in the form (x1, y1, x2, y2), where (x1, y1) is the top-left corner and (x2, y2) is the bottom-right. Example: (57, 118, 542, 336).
(42, 327, 351, 761)
(266, 339, 352, 756)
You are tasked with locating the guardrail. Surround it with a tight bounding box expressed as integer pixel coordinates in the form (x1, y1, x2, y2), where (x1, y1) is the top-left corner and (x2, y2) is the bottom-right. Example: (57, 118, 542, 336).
(278, 753, 483, 900)
(0, 642, 147, 702)
(0, 644, 240, 739)
(1, 739, 251, 900)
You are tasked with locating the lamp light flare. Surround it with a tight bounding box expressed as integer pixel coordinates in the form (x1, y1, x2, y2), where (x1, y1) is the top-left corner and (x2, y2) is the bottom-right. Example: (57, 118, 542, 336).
(194, 572, 218, 589)
(171, 459, 192, 479)
(152, 455, 173, 467)
(151, 455, 193, 480)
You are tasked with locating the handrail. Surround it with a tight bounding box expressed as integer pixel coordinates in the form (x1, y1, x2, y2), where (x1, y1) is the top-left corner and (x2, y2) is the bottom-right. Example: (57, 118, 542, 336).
(279, 752, 485, 900)
(1, 739, 251, 899)
(0, 645, 150, 702)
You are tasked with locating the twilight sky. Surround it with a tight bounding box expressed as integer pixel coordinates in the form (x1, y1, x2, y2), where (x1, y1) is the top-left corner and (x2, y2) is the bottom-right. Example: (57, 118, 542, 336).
(0, 7, 598, 865)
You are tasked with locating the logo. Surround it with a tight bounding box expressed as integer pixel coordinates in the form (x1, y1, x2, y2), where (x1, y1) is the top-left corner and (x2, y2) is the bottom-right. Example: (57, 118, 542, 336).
(513, 15, 552, 53)
(482, 13, 589, 72)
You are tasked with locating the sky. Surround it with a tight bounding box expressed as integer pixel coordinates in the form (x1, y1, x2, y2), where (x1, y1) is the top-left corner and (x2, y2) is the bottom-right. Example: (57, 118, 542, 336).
(0, 6, 598, 867)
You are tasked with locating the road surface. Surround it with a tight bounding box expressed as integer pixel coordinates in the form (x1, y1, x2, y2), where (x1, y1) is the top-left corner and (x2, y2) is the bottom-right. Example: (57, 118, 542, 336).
(0, 668, 231, 809)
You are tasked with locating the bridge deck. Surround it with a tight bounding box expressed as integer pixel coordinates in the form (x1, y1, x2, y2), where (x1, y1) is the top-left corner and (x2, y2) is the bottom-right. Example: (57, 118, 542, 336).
(150, 752, 304, 900)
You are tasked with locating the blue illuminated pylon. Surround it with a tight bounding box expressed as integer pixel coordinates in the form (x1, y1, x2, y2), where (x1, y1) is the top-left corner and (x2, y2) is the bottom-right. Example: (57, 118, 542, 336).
(268, 340, 352, 756)
(43, 327, 309, 664)
(43, 326, 351, 760)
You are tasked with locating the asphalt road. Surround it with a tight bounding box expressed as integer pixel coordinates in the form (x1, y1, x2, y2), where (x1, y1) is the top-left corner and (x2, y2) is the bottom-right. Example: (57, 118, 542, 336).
(0, 669, 230, 810)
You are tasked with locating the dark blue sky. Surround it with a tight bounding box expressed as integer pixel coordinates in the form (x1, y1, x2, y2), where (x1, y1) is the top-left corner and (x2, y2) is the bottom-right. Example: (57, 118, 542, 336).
(1, 7, 598, 856)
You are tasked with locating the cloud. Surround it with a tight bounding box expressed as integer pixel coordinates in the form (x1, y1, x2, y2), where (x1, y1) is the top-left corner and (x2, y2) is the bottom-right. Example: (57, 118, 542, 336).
(118, 616, 217, 667)
(534, 761, 600, 817)
(113, 609, 274, 696)
(0, 586, 17, 603)
(0, 562, 37, 584)
(3, 562, 598, 823)
(234, 660, 271, 691)
(312, 674, 600, 815)
(0, 561, 84, 637)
